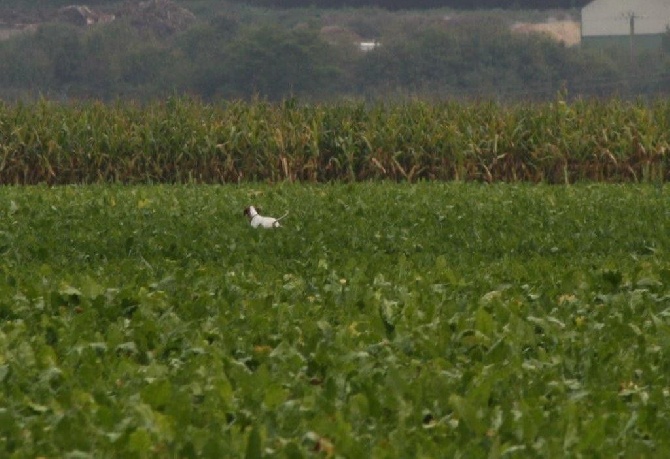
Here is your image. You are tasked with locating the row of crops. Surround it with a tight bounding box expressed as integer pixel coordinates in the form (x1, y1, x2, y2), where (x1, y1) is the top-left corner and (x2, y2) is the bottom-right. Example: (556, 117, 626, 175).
(1, 183, 669, 457)
(0, 96, 669, 184)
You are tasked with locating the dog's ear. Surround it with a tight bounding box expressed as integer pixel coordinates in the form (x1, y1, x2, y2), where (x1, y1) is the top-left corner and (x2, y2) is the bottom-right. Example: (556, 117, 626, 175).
(256, 207, 262, 214)
(243, 207, 250, 216)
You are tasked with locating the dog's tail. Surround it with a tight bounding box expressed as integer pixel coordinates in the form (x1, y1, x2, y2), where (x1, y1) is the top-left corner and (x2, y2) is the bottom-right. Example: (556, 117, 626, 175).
(276, 211, 289, 222)
(272, 211, 289, 228)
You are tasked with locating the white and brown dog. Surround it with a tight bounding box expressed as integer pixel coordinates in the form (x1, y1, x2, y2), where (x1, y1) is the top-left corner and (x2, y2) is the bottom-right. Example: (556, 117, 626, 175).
(243, 206, 288, 229)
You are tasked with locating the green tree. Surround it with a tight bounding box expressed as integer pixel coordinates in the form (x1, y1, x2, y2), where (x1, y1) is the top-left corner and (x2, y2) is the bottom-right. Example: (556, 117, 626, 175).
(220, 24, 342, 99)
(82, 21, 172, 99)
(0, 30, 52, 91)
(36, 23, 85, 86)
(171, 20, 236, 98)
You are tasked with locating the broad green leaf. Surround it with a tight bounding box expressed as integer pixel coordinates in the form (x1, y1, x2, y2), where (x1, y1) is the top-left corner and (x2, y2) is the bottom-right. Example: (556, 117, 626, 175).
(449, 394, 486, 436)
(128, 428, 152, 456)
(245, 427, 262, 459)
(263, 384, 287, 410)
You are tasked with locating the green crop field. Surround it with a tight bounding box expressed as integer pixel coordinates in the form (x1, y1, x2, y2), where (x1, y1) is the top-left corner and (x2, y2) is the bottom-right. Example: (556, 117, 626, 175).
(1, 97, 669, 185)
(1, 183, 669, 458)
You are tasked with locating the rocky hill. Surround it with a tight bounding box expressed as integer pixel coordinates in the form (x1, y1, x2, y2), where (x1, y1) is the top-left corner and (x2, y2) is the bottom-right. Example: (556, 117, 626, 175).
(0, 0, 196, 40)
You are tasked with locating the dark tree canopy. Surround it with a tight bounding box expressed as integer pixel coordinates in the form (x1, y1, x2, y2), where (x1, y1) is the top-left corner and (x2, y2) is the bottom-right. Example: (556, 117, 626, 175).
(2, 0, 594, 11)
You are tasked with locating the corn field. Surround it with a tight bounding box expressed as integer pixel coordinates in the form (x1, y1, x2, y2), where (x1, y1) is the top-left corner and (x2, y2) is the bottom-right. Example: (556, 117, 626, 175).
(0, 96, 668, 184)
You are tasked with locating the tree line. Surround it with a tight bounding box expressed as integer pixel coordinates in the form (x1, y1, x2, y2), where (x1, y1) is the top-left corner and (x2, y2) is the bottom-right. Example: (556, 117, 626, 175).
(226, 0, 591, 10)
(3, 0, 592, 10)
(0, 7, 668, 102)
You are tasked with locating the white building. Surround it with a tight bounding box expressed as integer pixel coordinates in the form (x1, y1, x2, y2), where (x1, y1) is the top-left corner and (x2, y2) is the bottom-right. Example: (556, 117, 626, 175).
(359, 41, 381, 52)
(581, 0, 670, 49)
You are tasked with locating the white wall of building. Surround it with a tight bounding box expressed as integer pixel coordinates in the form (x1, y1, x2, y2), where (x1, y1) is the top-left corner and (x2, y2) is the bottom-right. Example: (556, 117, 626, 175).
(582, 0, 670, 37)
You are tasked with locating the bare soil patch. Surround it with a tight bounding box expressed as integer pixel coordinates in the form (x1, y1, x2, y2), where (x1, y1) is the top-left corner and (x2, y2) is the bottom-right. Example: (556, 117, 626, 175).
(511, 20, 581, 47)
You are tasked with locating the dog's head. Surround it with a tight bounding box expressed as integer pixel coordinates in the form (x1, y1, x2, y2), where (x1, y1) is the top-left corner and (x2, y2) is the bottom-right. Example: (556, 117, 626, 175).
(243, 206, 260, 220)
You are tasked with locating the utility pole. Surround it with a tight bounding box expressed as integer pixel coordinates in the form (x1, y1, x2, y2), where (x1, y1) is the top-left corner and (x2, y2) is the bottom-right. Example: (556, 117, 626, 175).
(623, 11, 641, 63)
